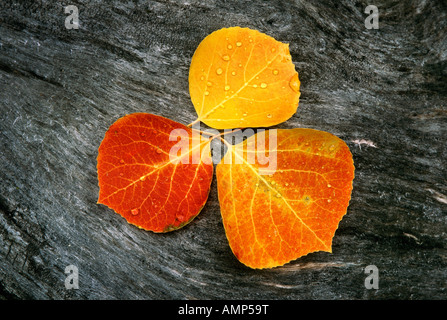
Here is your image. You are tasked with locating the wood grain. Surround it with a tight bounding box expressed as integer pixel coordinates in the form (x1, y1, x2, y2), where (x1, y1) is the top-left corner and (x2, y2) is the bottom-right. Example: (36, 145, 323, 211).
(1, 0, 446, 299)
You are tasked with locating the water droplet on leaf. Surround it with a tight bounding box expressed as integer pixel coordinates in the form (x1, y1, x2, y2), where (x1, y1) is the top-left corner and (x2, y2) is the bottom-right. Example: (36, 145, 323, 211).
(289, 73, 300, 92)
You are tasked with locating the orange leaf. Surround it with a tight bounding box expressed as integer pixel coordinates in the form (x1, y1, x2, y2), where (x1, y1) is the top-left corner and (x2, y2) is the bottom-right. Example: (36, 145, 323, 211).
(97, 113, 213, 232)
(189, 27, 301, 129)
(216, 129, 355, 269)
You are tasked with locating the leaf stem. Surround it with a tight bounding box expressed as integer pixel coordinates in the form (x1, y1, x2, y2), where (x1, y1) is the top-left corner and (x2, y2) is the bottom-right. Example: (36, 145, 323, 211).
(187, 118, 201, 128)
(189, 123, 243, 140)
(210, 128, 242, 141)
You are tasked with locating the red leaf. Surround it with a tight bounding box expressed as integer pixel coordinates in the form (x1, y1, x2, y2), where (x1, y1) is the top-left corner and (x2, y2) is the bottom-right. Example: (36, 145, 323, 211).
(97, 113, 213, 232)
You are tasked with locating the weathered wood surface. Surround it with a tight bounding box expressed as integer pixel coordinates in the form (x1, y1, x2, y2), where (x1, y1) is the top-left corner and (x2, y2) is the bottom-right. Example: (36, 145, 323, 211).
(1, 0, 446, 299)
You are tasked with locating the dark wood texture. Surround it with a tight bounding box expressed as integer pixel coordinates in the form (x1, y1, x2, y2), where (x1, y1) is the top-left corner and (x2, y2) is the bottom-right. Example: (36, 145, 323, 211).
(1, 0, 446, 299)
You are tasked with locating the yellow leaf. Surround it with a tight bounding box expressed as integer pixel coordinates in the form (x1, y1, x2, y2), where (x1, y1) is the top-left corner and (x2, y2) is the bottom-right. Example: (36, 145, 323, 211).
(189, 27, 301, 129)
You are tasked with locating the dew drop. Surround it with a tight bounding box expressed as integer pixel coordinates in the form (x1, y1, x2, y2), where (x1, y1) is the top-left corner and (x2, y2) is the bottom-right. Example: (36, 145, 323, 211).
(236, 41, 242, 47)
(272, 69, 279, 75)
(152, 129, 157, 134)
(140, 132, 145, 137)
(156, 148, 162, 154)
(276, 193, 282, 198)
(238, 63, 243, 68)
(271, 181, 276, 185)
(260, 82, 267, 88)
(131, 208, 139, 216)
(253, 84, 258, 88)
(327, 184, 331, 188)
(224, 85, 230, 91)
(204, 91, 210, 96)
(329, 144, 336, 151)
(216, 68, 223, 75)
(231, 71, 236, 76)
(140, 176, 146, 181)
(222, 55, 230, 61)
(267, 114, 272, 119)
(120, 159, 125, 164)
(227, 44, 233, 50)
(119, 173, 124, 177)
(207, 81, 213, 86)
(289, 73, 300, 92)
(327, 199, 332, 203)
(200, 75, 205, 81)
(271, 47, 276, 53)
(285, 182, 289, 186)
(242, 112, 247, 117)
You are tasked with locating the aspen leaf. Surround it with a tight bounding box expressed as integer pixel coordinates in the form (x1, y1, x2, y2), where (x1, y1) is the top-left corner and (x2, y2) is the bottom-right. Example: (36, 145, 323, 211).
(97, 113, 213, 232)
(216, 129, 355, 269)
(189, 26, 301, 129)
